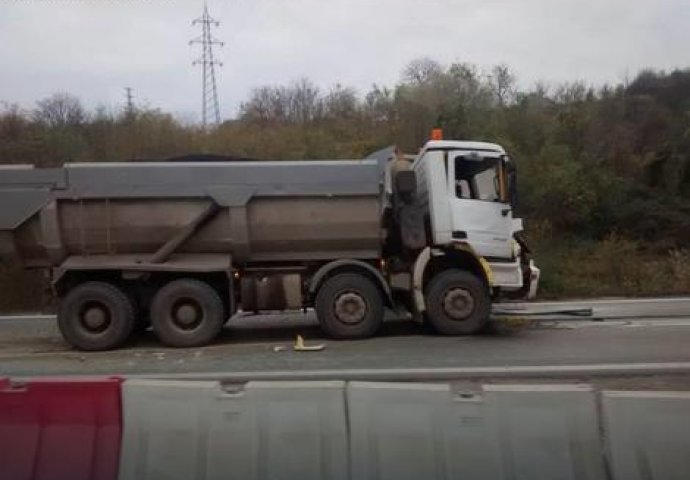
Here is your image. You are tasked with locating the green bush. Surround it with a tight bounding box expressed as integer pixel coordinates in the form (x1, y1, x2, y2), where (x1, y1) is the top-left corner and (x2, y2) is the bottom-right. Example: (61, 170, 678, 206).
(530, 234, 690, 299)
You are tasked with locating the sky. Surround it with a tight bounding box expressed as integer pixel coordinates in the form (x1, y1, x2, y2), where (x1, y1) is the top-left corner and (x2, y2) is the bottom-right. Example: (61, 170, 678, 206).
(0, 0, 688, 122)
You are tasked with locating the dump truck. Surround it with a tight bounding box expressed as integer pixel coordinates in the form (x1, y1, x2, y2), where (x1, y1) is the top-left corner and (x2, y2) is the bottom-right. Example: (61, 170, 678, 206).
(0, 133, 539, 350)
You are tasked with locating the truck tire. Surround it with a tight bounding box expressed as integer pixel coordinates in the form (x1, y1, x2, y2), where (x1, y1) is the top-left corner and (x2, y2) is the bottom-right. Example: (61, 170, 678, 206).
(425, 270, 490, 335)
(150, 279, 225, 348)
(57, 282, 135, 351)
(315, 273, 384, 339)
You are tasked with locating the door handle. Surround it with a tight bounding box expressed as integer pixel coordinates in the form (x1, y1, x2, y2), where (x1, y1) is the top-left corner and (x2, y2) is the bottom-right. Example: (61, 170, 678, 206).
(501, 208, 512, 217)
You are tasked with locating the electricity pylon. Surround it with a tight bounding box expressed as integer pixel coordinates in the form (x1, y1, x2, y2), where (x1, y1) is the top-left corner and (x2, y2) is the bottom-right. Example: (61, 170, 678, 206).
(190, 3, 223, 128)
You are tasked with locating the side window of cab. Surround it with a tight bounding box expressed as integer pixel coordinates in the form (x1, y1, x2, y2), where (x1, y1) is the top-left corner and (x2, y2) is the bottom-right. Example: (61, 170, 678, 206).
(454, 155, 501, 202)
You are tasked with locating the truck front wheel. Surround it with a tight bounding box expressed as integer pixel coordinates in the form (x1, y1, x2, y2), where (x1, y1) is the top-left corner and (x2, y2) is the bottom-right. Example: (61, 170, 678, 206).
(150, 279, 225, 348)
(57, 282, 135, 351)
(315, 273, 384, 339)
(425, 270, 490, 335)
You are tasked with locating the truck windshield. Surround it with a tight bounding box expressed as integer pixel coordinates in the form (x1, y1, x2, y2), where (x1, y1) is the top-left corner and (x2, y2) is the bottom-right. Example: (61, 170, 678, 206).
(453, 154, 505, 202)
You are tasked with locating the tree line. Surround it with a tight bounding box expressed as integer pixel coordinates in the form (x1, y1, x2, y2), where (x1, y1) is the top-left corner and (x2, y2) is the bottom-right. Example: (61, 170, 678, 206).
(0, 58, 689, 305)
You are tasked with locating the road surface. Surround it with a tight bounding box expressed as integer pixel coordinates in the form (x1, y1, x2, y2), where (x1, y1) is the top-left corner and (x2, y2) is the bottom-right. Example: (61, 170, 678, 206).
(1, 297, 689, 379)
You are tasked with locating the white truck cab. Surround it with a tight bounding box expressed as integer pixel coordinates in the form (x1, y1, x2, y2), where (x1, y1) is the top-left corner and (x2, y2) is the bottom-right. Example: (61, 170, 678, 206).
(412, 138, 539, 298)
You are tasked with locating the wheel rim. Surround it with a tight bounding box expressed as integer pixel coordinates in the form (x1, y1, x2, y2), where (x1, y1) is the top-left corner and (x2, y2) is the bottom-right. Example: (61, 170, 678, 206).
(333, 291, 368, 325)
(171, 298, 203, 330)
(442, 287, 475, 321)
(79, 301, 111, 333)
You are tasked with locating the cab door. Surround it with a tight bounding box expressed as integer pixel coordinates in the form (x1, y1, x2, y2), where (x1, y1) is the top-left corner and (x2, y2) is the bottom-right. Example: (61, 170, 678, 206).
(447, 152, 514, 259)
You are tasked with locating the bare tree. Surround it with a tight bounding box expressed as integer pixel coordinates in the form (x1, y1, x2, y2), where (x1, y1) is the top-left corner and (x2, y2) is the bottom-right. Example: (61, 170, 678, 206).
(290, 78, 321, 123)
(240, 86, 276, 123)
(34, 93, 86, 127)
(0, 103, 30, 140)
(490, 64, 516, 106)
(323, 84, 358, 120)
(403, 57, 443, 85)
(364, 84, 394, 123)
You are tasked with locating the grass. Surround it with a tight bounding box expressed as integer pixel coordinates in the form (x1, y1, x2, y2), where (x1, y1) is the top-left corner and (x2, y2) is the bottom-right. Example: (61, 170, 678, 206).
(531, 233, 690, 299)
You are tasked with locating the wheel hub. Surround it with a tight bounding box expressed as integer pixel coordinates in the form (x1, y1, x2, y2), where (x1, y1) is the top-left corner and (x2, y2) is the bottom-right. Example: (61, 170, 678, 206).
(80, 303, 110, 333)
(334, 292, 367, 325)
(172, 301, 202, 330)
(83, 307, 106, 328)
(442, 288, 475, 320)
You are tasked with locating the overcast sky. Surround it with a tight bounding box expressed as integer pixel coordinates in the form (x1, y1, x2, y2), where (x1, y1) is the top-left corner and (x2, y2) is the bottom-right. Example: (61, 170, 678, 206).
(1, 0, 688, 122)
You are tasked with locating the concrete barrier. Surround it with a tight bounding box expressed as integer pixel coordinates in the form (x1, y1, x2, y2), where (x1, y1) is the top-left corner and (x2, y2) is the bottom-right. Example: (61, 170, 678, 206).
(0, 377, 122, 480)
(484, 384, 607, 480)
(118, 379, 348, 480)
(348, 381, 498, 480)
(603, 390, 690, 480)
(3, 376, 689, 480)
(348, 382, 607, 480)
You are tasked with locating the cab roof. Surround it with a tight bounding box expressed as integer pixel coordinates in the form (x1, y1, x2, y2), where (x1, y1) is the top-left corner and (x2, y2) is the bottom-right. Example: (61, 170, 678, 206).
(421, 140, 506, 154)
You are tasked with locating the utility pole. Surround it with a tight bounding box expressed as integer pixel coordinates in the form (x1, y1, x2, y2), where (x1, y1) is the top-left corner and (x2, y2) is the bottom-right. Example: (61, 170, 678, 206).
(124, 87, 135, 120)
(190, 2, 223, 129)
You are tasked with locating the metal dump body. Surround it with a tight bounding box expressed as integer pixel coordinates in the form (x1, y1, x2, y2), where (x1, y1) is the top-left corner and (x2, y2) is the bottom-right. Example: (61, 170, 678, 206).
(0, 159, 384, 267)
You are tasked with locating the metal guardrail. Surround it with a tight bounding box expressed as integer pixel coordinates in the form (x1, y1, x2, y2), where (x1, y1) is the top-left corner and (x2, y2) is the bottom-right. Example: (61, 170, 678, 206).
(494, 297, 690, 320)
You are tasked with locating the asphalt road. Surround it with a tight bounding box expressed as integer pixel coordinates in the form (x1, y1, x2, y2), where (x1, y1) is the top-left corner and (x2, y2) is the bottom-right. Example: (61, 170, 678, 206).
(1, 298, 689, 378)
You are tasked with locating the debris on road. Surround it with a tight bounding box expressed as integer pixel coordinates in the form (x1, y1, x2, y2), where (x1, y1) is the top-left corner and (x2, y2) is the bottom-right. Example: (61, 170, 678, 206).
(492, 306, 593, 318)
(293, 335, 325, 352)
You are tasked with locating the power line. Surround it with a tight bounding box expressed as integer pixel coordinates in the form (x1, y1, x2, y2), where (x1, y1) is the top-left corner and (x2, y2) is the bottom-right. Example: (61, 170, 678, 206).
(190, 2, 223, 129)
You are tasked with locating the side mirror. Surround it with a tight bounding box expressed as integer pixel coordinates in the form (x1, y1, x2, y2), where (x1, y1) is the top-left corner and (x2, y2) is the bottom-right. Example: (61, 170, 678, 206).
(508, 168, 518, 209)
(395, 170, 417, 198)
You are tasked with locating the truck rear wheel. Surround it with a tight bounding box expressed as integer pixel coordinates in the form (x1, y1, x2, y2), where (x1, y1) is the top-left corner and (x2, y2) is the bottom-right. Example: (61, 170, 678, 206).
(425, 270, 490, 335)
(315, 273, 384, 339)
(57, 282, 135, 351)
(150, 278, 225, 348)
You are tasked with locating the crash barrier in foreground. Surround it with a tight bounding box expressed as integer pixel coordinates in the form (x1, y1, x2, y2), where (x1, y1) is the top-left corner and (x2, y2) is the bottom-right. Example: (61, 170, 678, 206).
(117, 380, 690, 480)
(348, 382, 606, 480)
(1, 377, 689, 480)
(118, 380, 349, 480)
(0, 377, 122, 480)
(603, 390, 690, 480)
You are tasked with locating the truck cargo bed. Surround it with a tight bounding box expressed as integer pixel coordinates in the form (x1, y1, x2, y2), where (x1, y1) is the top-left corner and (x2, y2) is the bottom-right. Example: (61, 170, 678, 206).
(0, 160, 384, 267)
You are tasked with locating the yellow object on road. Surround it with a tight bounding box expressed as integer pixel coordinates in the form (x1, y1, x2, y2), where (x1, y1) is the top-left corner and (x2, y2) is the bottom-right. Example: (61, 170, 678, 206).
(294, 335, 325, 352)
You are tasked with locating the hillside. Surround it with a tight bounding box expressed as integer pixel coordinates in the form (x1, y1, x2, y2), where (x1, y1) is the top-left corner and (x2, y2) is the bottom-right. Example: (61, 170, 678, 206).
(1, 60, 689, 311)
